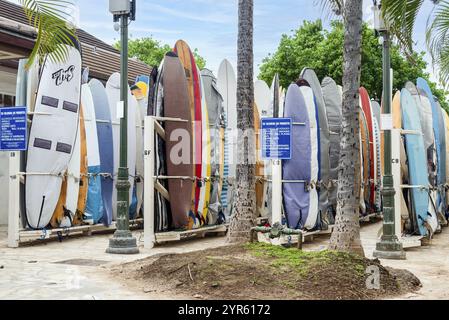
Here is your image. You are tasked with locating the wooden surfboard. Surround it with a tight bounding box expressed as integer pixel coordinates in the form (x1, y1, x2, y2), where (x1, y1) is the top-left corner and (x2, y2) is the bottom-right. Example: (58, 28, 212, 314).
(254, 102, 264, 217)
(163, 51, 193, 229)
(75, 106, 88, 225)
(174, 40, 203, 228)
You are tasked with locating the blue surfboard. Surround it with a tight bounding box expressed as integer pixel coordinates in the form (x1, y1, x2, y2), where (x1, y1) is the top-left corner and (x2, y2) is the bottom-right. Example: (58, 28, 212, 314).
(283, 82, 320, 230)
(89, 79, 114, 226)
(417, 78, 445, 210)
(401, 88, 429, 236)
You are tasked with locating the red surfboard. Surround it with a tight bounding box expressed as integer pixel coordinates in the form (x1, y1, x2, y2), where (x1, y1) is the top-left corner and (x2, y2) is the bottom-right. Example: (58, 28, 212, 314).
(174, 40, 203, 226)
(360, 87, 375, 210)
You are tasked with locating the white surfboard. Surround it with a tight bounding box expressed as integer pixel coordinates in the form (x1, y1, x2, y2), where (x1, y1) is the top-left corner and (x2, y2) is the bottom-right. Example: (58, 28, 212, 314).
(26, 45, 82, 229)
(217, 59, 237, 217)
(82, 84, 101, 169)
(106, 73, 136, 219)
(81, 84, 101, 223)
(255, 80, 272, 118)
(135, 95, 144, 216)
(255, 79, 272, 218)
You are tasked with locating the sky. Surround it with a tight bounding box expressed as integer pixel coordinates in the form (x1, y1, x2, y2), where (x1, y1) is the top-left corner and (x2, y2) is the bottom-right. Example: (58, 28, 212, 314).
(8, 0, 441, 84)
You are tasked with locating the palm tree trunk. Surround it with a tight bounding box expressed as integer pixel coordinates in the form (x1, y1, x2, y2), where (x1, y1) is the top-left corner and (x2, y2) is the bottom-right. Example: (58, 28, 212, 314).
(228, 0, 256, 243)
(329, 0, 365, 256)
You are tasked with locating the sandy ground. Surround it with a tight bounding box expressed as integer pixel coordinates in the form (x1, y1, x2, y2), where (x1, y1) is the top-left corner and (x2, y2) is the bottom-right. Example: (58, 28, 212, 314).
(0, 222, 448, 300)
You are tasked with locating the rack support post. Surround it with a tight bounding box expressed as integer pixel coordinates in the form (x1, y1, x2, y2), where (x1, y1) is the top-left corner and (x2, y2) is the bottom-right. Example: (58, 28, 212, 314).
(8, 151, 20, 248)
(272, 159, 282, 225)
(143, 116, 155, 249)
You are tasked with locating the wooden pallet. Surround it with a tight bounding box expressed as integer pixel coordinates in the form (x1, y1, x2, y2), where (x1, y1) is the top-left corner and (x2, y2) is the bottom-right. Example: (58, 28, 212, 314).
(155, 224, 228, 243)
(17, 219, 143, 245)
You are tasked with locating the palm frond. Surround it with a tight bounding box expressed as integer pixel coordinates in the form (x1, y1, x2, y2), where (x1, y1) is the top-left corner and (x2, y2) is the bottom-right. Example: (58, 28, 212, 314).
(19, 0, 78, 67)
(315, 0, 343, 18)
(427, 0, 449, 86)
(381, 0, 425, 53)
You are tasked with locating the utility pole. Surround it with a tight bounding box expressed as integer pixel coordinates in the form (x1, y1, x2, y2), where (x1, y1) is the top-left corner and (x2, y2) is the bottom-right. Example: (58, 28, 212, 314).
(107, 0, 139, 254)
(372, 0, 406, 260)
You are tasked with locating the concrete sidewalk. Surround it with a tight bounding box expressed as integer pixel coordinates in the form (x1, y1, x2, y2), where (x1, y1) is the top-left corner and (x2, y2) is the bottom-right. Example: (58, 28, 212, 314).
(0, 227, 228, 300)
(1, 223, 449, 300)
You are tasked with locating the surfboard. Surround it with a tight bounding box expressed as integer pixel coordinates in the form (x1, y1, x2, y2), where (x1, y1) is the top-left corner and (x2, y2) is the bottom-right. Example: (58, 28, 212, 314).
(301, 69, 329, 220)
(75, 106, 88, 225)
(51, 104, 82, 228)
(217, 59, 237, 219)
(443, 110, 449, 213)
(262, 74, 282, 223)
(163, 51, 194, 229)
(358, 108, 366, 215)
(279, 87, 286, 118)
(359, 87, 376, 211)
(89, 78, 113, 226)
(391, 91, 411, 230)
(371, 100, 381, 125)
(106, 73, 137, 220)
(407, 82, 439, 234)
(132, 75, 150, 119)
(272, 74, 281, 118)
(201, 68, 225, 225)
(199, 73, 212, 226)
(148, 68, 158, 116)
(254, 102, 265, 218)
(153, 59, 170, 231)
(132, 76, 148, 218)
(255, 79, 272, 218)
(82, 83, 103, 224)
(134, 95, 144, 218)
(321, 77, 342, 213)
(373, 118, 382, 212)
(255, 80, 272, 118)
(283, 81, 319, 230)
(435, 100, 447, 215)
(26, 58, 39, 114)
(401, 88, 432, 236)
(359, 106, 371, 212)
(174, 40, 203, 228)
(16, 59, 28, 229)
(26, 44, 82, 229)
(417, 78, 445, 216)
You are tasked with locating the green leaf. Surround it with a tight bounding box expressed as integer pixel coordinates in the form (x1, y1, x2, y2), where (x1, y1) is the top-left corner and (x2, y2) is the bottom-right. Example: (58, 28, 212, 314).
(19, 0, 78, 68)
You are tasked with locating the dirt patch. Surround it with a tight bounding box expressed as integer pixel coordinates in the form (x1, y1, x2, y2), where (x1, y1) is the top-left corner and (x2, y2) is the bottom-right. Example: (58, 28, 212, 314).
(112, 244, 421, 300)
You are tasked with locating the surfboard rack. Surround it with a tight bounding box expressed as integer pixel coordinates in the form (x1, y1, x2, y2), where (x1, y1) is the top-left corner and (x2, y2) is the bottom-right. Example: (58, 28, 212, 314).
(143, 116, 228, 249)
(390, 128, 436, 248)
(5, 145, 147, 247)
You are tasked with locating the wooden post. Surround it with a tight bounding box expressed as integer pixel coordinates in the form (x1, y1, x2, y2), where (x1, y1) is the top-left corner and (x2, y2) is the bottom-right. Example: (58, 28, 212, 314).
(8, 151, 20, 248)
(143, 116, 155, 249)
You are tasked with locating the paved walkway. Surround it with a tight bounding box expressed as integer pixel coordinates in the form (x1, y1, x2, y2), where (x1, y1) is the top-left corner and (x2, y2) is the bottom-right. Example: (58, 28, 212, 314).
(1, 223, 449, 300)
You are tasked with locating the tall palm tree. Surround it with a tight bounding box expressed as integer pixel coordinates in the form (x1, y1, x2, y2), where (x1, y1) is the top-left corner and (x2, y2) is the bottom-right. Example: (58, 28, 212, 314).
(19, 0, 77, 66)
(227, 0, 256, 243)
(324, 0, 365, 256)
(381, 0, 449, 84)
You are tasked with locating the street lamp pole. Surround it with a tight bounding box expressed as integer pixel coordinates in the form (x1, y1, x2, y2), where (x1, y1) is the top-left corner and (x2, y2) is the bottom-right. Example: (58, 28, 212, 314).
(107, 0, 139, 254)
(372, 0, 406, 260)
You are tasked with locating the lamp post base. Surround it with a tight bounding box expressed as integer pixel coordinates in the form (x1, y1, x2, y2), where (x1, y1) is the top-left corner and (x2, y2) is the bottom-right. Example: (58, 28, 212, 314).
(373, 237, 406, 260)
(106, 230, 140, 255)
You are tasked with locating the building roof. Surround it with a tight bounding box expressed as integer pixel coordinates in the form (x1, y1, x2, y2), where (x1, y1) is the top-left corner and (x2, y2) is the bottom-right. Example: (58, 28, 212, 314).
(0, 0, 151, 82)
